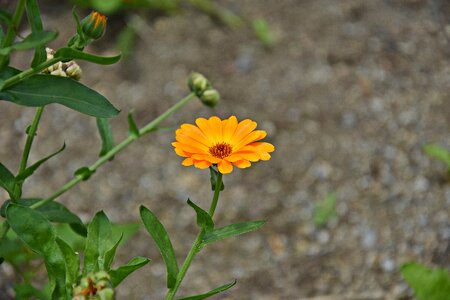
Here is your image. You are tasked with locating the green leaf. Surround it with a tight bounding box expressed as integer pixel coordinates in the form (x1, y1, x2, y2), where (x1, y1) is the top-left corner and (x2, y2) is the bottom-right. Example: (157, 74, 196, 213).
(0, 31, 58, 56)
(0, 69, 120, 118)
(201, 221, 266, 246)
(104, 233, 123, 271)
(14, 283, 51, 300)
(54, 47, 121, 65)
(313, 193, 337, 227)
(109, 256, 150, 287)
(127, 111, 140, 137)
(83, 211, 114, 275)
(25, 0, 47, 67)
(187, 199, 214, 231)
(0, 199, 86, 236)
(74, 166, 95, 181)
(6, 204, 67, 298)
(0, 162, 16, 198)
(252, 18, 274, 47)
(401, 262, 450, 300)
(209, 167, 224, 191)
(16, 143, 65, 182)
(178, 280, 237, 300)
(423, 144, 450, 167)
(140, 205, 179, 289)
(0, 9, 12, 26)
(56, 237, 80, 290)
(96, 118, 115, 158)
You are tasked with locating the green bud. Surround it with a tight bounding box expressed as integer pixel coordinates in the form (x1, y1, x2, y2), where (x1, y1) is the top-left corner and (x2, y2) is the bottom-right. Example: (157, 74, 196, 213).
(200, 89, 220, 107)
(73, 271, 114, 300)
(188, 72, 209, 95)
(81, 11, 107, 40)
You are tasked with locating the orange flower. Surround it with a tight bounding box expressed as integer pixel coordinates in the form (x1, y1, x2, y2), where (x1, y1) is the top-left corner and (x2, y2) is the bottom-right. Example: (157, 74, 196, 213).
(173, 116, 275, 174)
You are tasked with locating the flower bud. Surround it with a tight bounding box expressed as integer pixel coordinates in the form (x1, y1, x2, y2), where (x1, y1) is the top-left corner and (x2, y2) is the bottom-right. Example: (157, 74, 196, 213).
(200, 89, 220, 107)
(73, 271, 114, 300)
(81, 11, 107, 40)
(188, 72, 209, 95)
(65, 61, 82, 80)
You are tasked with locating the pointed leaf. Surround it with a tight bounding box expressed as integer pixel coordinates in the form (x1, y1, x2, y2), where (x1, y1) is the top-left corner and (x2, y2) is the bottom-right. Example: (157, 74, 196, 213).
(202, 221, 266, 246)
(25, 0, 47, 67)
(127, 111, 140, 137)
(187, 199, 214, 231)
(423, 144, 450, 166)
(104, 233, 123, 271)
(0, 162, 15, 198)
(109, 256, 150, 287)
(0, 198, 86, 236)
(83, 211, 113, 275)
(16, 143, 65, 181)
(6, 204, 67, 298)
(178, 280, 237, 300)
(54, 47, 121, 65)
(140, 205, 179, 288)
(401, 262, 450, 300)
(56, 237, 80, 289)
(96, 118, 115, 158)
(0, 70, 120, 118)
(209, 167, 224, 191)
(0, 31, 58, 56)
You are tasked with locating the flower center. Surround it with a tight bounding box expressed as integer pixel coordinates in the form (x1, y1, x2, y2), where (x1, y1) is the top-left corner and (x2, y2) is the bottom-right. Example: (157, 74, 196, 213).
(209, 142, 233, 159)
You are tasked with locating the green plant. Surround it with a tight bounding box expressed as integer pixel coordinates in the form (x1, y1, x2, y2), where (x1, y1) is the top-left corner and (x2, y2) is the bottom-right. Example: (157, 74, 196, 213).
(313, 192, 337, 227)
(401, 262, 450, 300)
(423, 144, 450, 175)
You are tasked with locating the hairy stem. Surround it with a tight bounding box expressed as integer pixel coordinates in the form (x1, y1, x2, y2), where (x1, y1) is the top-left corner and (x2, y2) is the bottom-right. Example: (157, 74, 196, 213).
(30, 92, 196, 209)
(165, 172, 223, 300)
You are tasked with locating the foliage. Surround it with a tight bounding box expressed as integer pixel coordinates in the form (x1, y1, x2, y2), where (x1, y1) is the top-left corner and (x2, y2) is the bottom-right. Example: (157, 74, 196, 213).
(401, 262, 450, 300)
(313, 192, 337, 227)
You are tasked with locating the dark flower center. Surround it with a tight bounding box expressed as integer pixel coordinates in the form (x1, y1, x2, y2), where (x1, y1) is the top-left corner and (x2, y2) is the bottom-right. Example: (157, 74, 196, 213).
(209, 142, 233, 159)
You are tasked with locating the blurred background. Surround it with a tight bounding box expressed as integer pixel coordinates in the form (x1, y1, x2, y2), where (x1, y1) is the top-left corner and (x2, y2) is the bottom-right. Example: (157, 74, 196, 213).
(1, 0, 450, 299)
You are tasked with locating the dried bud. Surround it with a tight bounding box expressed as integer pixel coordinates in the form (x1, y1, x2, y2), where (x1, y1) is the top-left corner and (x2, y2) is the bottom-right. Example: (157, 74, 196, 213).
(200, 89, 220, 107)
(66, 61, 82, 80)
(73, 271, 114, 300)
(81, 11, 107, 40)
(188, 72, 209, 96)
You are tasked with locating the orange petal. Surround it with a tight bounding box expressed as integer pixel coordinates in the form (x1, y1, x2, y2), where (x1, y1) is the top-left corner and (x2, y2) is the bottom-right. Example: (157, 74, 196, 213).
(180, 124, 212, 147)
(192, 154, 221, 164)
(176, 134, 210, 152)
(232, 151, 260, 162)
(230, 119, 257, 145)
(250, 142, 275, 153)
(224, 154, 243, 162)
(208, 116, 223, 141)
(260, 153, 271, 161)
(182, 158, 194, 166)
(233, 130, 267, 151)
(194, 160, 212, 169)
(196, 117, 219, 144)
(175, 147, 191, 157)
(218, 159, 233, 174)
(222, 116, 238, 143)
(233, 159, 251, 168)
(173, 142, 208, 155)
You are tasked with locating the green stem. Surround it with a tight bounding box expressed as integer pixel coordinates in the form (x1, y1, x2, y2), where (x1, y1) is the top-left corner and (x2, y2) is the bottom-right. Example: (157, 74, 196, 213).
(0, 57, 59, 90)
(0, 0, 26, 68)
(165, 172, 223, 300)
(30, 92, 196, 209)
(18, 107, 45, 173)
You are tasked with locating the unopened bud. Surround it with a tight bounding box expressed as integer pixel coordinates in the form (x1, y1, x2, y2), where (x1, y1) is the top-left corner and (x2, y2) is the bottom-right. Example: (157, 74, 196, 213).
(73, 271, 114, 300)
(81, 11, 107, 40)
(200, 89, 220, 107)
(188, 72, 209, 95)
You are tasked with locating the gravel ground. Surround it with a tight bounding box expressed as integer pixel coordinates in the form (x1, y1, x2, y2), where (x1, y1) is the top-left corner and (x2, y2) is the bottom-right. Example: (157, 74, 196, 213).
(1, 0, 450, 299)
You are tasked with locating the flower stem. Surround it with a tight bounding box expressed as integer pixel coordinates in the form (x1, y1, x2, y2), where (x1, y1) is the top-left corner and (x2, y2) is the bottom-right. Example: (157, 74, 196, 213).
(0, 0, 26, 69)
(30, 92, 196, 209)
(165, 172, 223, 300)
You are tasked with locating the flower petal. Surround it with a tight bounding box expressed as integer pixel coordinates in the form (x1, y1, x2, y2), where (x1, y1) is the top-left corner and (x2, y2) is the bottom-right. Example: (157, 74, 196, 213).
(259, 153, 271, 161)
(176, 133, 210, 152)
(233, 159, 251, 169)
(233, 130, 267, 151)
(196, 117, 219, 144)
(180, 124, 212, 147)
(192, 154, 221, 164)
(230, 119, 257, 145)
(208, 116, 223, 141)
(175, 147, 191, 157)
(222, 116, 238, 143)
(194, 160, 212, 169)
(218, 159, 233, 174)
(182, 157, 194, 166)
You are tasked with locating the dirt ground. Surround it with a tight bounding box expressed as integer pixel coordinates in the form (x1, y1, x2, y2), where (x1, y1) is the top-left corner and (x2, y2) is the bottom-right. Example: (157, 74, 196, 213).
(1, 0, 450, 299)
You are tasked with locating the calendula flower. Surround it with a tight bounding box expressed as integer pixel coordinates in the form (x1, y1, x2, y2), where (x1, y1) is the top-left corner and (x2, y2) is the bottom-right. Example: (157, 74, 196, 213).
(173, 116, 275, 174)
(81, 11, 107, 40)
